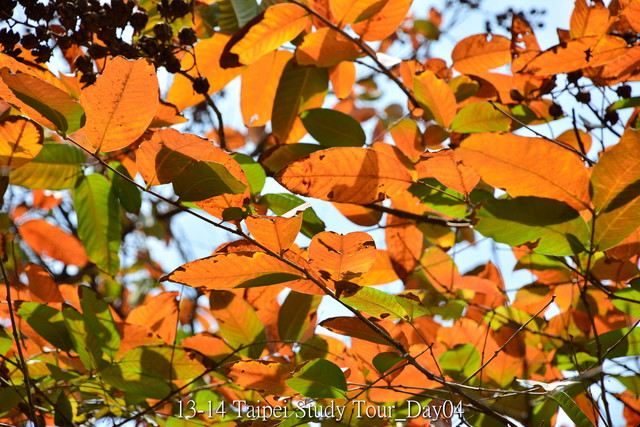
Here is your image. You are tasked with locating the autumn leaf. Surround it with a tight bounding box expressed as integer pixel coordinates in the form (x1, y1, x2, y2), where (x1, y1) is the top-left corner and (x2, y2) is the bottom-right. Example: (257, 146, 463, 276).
(296, 27, 361, 67)
(351, 0, 413, 41)
(0, 116, 43, 170)
(126, 292, 179, 345)
(570, 0, 611, 39)
(79, 57, 158, 152)
(457, 133, 591, 211)
(163, 251, 306, 289)
(329, 61, 356, 99)
(450, 102, 511, 133)
(415, 149, 480, 196)
(413, 70, 457, 128)
(275, 147, 413, 204)
(224, 360, 294, 395)
(19, 219, 88, 266)
(245, 214, 303, 254)
(329, 0, 388, 27)
(309, 231, 377, 281)
(452, 33, 512, 75)
(223, 4, 309, 67)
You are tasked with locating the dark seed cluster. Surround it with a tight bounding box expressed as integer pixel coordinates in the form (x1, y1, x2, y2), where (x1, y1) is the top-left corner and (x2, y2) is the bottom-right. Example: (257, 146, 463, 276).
(0, 0, 205, 91)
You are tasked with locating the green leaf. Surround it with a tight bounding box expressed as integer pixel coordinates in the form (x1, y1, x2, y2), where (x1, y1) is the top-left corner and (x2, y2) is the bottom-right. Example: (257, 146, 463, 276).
(233, 153, 265, 195)
(612, 288, 640, 318)
(438, 344, 480, 380)
(272, 62, 328, 143)
(109, 162, 142, 214)
(551, 391, 595, 427)
(0, 387, 21, 413)
(173, 160, 247, 202)
(341, 286, 407, 320)
(79, 286, 121, 360)
(62, 306, 103, 370)
(451, 102, 511, 133)
(615, 375, 640, 397)
(300, 108, 366, 147)
(0, 328, 11, 356)
(607, 96, 640, 112)
(17, 302, 73, 351)
(101, 364, 171, 399)
(475, 196, 590, 256)
(259, 193, 325, 238)
(117, 345, 206, 380)
(73, 174, 121, 275)
(286, 359, 347, 398)
(372, 352, 404, 375)
(9, 143, 85, 190)
(231, 0, 261, 27)
(217, 0, 261, 32)
(259, 143, 323, 174)
(413, 19, 440, 40)
(0, 69, 85, 134)
(278, 291, 321, 341)
(586, 326, 640, 359)
(238, 272, 302, 288)
(395, 294, 430, 319)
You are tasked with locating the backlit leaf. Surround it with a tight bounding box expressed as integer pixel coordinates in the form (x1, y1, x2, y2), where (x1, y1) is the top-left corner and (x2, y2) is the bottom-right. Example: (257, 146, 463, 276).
(259, 193, 326, 238)
(551, 391, 596, 427)
(278, 291, 321, 341)
(309, 231, 376, 281)
(329, 61, 356, 99)
(457, 133, 591, 211)
(259, 143, 323, 174)
(245, 214, 302, 254)
(329, 0, 387, 26)
(79, 287, 120, 360)
(126, 292, 179, 345)
(17, 302, 73, 351)
(300, 108, 365, 147)
(10, 143, 84, 190)
(225, 360, 294, 395)
(475, 197, 590, 256)
(226, 4, 309, 66)
(18, 219, 88, 266)
(62, 306, 103, 370)
(570, 0, 610, 39)
(450, 102, 511, 133)
(296, 27, 361, 67)
(163, 251, 305, 289)
(413, 70, 457, 128)
(233, 153, 266, 195)
(0, 69, 84, 134)
(351, 0, 413, 41)
(173, 160, 247, 202)
(275, 147, 413, 204)
(0, 116, 43, 170)
(590, 129, 640, 250)
(319, 316, 390, 345)
(285, 359, 347, 398)
(439, 344, 480, 380)
(210, 290, 265, 358)
(341, 286, 406, 319)
(415, 149, 480, 196)
(79, 57, 158, 152)
(73, 174, 121, 275)
(452, 34, 512, 75)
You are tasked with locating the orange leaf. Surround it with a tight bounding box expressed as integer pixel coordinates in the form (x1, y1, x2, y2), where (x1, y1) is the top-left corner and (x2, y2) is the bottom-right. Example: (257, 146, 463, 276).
(385, 214, 423, 279)
(522, 35, 628, 75)
(0, 116, 43, 169)
(332, 202, 382, 226)
(413, 70, 457, 128)
(126, 291, 179, 344)
(164, 251, 306, 289)
(309, 231, 376, 281)
(181, 332, 231, 363)
(18, 219, 88, 266)
(351, 0, 412, 41)
(621, 0, 640, 33)
(275, 147, 413, 204)
(329, 0, 388, 27)
(590, 129, 640, 250)
(225, 360, 294, 395)
(352, 250, 399, 286)
(240, 50, 292, 126)
(149, 100, 187, 128)
(228, 4, 309, 66)
(25, 264, 63, 303)
(570, 0, 611, 39)
(329, 61, 356, 99)
(79, 57, 159, 152)
(556, 128, 592, 154)
(168, 34, 244, 111)
(296, 27, 361, 67)
(320, 316, 391, 345)
(245, 214, 303, 255)
(457, 133, 591, 211)
(452, 34, 512, 75)
(390, 118, 424, 161)
(415, 149, 480, 196)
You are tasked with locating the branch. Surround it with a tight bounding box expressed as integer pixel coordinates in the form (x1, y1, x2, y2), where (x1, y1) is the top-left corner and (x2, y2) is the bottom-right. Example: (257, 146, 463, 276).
(488, 100, 595, 166)
(365, 203, 472, 228)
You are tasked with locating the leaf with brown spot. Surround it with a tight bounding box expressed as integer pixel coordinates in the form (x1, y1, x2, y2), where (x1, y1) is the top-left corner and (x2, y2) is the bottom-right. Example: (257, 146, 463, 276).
(225, 360, 295, 395)
(126, 292, 179, 345)
(415, 149, 480, 196)
(275, 147, 412, 204)
(309, 231, 377, 281)
(245, 214, 303, 254)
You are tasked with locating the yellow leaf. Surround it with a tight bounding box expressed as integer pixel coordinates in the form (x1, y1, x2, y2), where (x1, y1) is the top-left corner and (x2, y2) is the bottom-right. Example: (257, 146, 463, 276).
(457, 133, 591, 211)
(168, 34, 244, 111)
(329, 0, 388, 27)
(79, 57, 159, 152)
(329, 61, 356, 99)
(309, 231, 376, 281)
(296, 27, 361, 67)
(570, 0, 611, 39)
(240, 50, 292, 126)
(352, 250, 399, 286)
(415, 149, 480, 196)
(245, 214, 302, 255)
(228, 4, 309, 66)
(413, 70, 457, 128)
(163, 251, 306, 289)
(0, 116, 43, 170)
(452, 34, 512, 75)
(351, 0, 412, 41)
(274, 147, 413, 204)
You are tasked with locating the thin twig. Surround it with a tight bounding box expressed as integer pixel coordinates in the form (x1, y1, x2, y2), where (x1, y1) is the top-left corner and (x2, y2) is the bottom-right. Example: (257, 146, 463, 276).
(365, 203, 472, 228)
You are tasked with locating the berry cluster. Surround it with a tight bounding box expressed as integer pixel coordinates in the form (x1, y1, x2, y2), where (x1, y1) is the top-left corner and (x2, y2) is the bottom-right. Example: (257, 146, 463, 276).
(0, 0, 199, 86)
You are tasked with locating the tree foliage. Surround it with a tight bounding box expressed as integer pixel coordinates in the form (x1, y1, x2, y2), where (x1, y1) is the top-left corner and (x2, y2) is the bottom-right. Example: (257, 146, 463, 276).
(0, 0, 639, 425)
